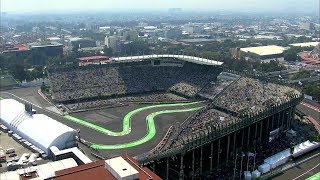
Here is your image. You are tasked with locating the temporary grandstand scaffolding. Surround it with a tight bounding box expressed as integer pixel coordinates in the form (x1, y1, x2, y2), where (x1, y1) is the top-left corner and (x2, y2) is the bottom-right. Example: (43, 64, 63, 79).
(138, 93, 303, 179)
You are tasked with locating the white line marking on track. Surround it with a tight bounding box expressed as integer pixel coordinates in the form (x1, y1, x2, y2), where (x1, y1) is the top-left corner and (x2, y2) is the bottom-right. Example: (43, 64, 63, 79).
(301, 102, 320, 112)
(292, 162, 320, 180)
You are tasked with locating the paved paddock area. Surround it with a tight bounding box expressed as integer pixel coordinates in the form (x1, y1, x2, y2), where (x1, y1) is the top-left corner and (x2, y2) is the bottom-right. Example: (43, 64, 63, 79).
(0, 130, 33, 173)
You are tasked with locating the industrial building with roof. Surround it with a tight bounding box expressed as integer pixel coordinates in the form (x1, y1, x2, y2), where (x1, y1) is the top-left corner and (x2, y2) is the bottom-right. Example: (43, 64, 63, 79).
(0, 99, 77, 155)
(54, 155, 161, 180)
(289, 42, 320, 47)
(240, 45, 287, 61)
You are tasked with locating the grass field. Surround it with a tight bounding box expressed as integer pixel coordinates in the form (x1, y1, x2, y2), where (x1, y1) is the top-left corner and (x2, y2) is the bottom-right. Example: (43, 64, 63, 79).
(0, 75, 18, 88)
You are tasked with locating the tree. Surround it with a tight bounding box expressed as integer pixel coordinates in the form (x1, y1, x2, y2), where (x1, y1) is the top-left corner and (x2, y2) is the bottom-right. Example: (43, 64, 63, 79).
(103, 46, 113, 57)
(304, 83, 320, 101)
(9, 63, 29, 82)
(292, 70, 311, 80)
(284, 50, 298, 61)
(260, 60, 286, 72)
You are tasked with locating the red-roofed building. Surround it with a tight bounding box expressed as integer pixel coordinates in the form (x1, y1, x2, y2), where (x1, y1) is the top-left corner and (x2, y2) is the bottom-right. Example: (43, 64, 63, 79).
(77, 56, 112, 66)
(54, 155, 162, 180)
(299, 52, 320, 67)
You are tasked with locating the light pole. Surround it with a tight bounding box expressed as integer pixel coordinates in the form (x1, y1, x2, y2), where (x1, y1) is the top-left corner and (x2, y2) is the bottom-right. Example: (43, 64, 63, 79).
(239, 152, 245, 180)
(246, 152, 250, 171)
(233, 150, 238, 180)
(253, 150, 256, 171)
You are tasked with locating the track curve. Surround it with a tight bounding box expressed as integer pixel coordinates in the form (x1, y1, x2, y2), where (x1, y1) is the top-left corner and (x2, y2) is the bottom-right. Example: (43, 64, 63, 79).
(64, 102, 200, 136)
(91, 106, 203, 150)
(64, 102, 203, 149)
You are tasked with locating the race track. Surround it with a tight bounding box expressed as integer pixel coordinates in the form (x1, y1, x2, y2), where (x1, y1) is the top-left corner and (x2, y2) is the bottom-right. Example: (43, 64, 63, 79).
(64, 102, 204, 150)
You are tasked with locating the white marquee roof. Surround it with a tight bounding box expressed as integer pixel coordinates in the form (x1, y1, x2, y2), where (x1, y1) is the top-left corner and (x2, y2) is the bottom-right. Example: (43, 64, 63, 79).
(0, 99, 75, 153)
(240, 45, 286, 56)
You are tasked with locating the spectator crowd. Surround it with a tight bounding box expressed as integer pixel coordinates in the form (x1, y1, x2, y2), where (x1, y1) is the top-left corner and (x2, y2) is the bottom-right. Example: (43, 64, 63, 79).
(49, 61, 221, 107)
(65, 92, 186, 111)
(215, 77, 301, 114)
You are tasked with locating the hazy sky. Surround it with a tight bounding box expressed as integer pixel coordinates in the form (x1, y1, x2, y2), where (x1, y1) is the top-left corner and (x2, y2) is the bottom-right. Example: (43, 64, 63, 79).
(1, 0, 319, 13)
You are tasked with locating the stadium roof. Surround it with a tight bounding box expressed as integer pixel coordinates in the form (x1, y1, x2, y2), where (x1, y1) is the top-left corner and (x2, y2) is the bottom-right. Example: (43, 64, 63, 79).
(289, 42, 320, 47)
(240, 45, 286, 56)
(29, 42, 63, 48)
(0, 99, 76, 154)
(112, 54, 223, 66)
(78, 56, 110, 61)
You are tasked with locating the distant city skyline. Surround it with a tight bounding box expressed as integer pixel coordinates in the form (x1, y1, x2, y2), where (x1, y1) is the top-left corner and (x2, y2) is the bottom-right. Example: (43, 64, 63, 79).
(1, 0, 319, 14)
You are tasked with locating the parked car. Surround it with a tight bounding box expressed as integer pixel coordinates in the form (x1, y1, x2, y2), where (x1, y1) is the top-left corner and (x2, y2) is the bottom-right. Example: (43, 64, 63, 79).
(8, 153, 17, 157)
(6, 148, 15, 154)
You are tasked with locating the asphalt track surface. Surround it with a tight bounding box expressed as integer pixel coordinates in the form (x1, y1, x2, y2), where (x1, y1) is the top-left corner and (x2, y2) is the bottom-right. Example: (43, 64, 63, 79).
(64, 102, 203, 150)
(297, 99, 320, 123)
(273, 149, 320, 180)
(91, 106, 203, 150)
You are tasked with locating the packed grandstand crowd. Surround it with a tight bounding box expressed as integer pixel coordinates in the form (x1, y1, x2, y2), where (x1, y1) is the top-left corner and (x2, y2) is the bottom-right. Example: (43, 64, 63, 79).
(165, 107, 240, 149)
(215, 77, 301, 114)
(65, 92, 186, 111)
(153, 77, 301, 152)
(48, 61, 221, 103)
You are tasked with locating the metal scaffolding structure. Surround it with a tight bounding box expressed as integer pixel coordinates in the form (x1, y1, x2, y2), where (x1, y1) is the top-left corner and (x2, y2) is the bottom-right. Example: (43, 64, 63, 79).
(139, 92, 303, 179)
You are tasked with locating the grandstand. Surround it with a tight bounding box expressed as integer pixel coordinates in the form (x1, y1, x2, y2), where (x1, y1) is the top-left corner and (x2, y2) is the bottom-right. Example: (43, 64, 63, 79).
(47, 57, 303, 179)
(48, 59, 222, 110)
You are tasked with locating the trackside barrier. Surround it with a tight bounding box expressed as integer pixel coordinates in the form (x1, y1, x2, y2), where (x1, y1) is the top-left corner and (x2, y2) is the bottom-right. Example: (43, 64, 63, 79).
(150, 126, 174, 155)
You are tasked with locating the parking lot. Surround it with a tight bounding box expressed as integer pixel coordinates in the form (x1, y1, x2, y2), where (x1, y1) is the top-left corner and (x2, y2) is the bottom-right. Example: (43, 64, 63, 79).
(0, 129, 35, 173)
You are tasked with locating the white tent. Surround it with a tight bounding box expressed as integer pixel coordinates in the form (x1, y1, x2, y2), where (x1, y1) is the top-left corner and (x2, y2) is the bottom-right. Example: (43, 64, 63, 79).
(258, 163, 271, 174)
(252, 170, 261, 178)
(264, 149, 291, 169)
(0, 99, 76, 154)
(292, 140, 320, 158)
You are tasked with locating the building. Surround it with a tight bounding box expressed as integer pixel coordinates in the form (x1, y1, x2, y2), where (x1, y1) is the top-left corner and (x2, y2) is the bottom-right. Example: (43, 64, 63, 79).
(166, 28, 183, 39)
(299, 22, 314, 31)
(298, 43, 320, 66)
(70, 38, 96, 49)
(1, 44, 31, 59)
(54, 155, 161, 180)
(229, 47, 241, 59)
(289, 42, 320, 48)
(240, 45, 287, 61)
(0, 99, 77, 155)
(105, 35, 109, 47)
(183, 24, 203, 34)
(28, 42, 63, 57)
(123, 30, 139, 41)
(108, 36, 119, 51)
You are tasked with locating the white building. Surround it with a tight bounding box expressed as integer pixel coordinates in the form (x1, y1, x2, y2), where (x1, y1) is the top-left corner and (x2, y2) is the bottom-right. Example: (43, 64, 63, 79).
(0, 99, 77, 154)
(105, 36, 109, 47)
(0, 158, 77, 180)
(108, 36, 119, 51)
